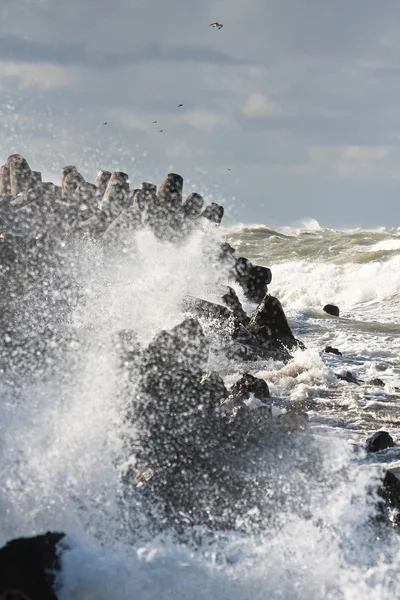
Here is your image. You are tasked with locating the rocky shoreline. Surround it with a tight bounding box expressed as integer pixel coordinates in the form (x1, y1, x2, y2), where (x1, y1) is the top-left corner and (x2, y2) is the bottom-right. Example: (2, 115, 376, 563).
(0, 154, 399, 596)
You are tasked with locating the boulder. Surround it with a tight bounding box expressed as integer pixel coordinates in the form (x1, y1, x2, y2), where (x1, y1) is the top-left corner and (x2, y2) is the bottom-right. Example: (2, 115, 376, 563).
(93, 169, 112, 202)
(227, 373, 270, 404)
(200, 202, 224, 225)
(221, 286, 249, 323)
(247, 294, 300, 351)
(0, 164, 11, 194)
(368, 377, 385, 387)
(183, 192, 204, 219)
(324, 346, 342, 356)
(7, 154, 35, 195)
(232, 257, 272, 303)
(0, 531, 66, 599)
(336, 371, 360, 385)
(376, 470, 400, 527)
(61, 165, 85, 198)
(365, 431, 395, 453)
(99, 171, 130, 219)
(323, 304, 340, 317)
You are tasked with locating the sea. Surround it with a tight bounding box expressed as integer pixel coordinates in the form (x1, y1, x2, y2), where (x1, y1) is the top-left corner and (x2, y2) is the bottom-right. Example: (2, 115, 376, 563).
(2, 217, 400, 598)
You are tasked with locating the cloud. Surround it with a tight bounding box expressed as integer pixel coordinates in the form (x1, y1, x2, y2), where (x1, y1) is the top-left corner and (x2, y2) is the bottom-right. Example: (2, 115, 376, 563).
(0, 60, 80, 89)
(242, 93, 281, 118)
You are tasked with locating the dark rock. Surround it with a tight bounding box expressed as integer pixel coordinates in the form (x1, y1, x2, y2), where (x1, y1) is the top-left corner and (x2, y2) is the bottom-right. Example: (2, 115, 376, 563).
(368, 377, 385, 387)
(200, 371, 229, 402)
(221, 286, 248, 323)
(227, 373, 270, 404)
(61, 165, 85, 198)
(113, 329, 141, 370)
(325, 346, 342, 356)
(0, 531, 66, 599)
(336, 371, 360, 385)
(247, 294, 300, 351)
(183, 193, 204, 219)
(157, 173, 183, 206)
(233, 257, 272, 303)
(377, 471, 400, 527)
(181, 296, 233, 323)
(200, 202, 224, 225)
(32, 170, 42, 183)
(366, 431, 395, 453)
(323, 304, 340, 317)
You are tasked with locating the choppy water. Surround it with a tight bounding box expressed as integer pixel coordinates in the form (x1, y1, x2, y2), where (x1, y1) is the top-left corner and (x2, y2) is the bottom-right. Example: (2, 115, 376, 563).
(2, 219, 400, 598)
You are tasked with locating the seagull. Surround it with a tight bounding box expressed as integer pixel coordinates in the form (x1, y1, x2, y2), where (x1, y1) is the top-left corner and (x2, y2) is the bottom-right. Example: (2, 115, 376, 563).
(152, 121, 157, 123)
(210, 22, 223, 30)
(103, 122, 108, 125)
(159, 130, 163, 133)
(227, 168, 231, 171)
(178, 104, 183, 107)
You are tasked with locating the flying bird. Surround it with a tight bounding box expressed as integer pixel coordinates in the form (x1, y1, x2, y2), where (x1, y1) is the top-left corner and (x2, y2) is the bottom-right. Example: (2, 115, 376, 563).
(210, 22, 223, 30)
(159, 130, 163, 133)
(103, 122, 108, 125)
(227, 168, 231, 171)
(178, 104, 183, 107)
(153, 121, 157, 123)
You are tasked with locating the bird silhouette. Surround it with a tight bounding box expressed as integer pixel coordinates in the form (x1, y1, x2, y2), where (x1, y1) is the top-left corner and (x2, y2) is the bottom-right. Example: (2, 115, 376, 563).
(153, 121, 157, 123)
(178, 104, 183, 107)
(103, 122, 108, 125)
(159, 130, 163, 133)
(210, 22, 223, 30)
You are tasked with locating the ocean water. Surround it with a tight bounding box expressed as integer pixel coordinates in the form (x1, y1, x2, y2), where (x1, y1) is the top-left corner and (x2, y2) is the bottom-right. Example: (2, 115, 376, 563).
(2, 219, 400, 598)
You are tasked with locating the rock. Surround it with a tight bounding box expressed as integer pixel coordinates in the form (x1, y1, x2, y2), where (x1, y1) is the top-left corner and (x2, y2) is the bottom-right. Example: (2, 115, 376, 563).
(157, 173, 183, 206)
(365, 431, 395, 453)
(200, 371, 229, 402)
(323, 304, 340, 317)
(32, 170, 42, 183)
(7, 154, 35, 195)
(221, 286, 248, 323)
(336, 371, 360, 385)
(0, 164, 11, 194)
(99, 171, 130, 218)
(227, 373, 270, 404)
(183, 193, 204, 219)
(73, 181, 98, 219)
(61, 165, 85, 198)
(247, 294, 300, 351)
(232, 257, 272, 303)
(181, 296, 233, 323)
(141, 182, 157, 194)
(377, 470, 400, 527)
(200, 202, 224, 225)
(325, 346, 342, 356)
(0, 531, 66, 599)
(368, 377, 385, 387)
(93, 169, 112, 201)
(113, 329, 141, 370)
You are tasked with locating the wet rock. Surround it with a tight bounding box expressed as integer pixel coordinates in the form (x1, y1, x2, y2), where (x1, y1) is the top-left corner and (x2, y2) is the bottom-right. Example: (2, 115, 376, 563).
(200, 202, 224, 225)
(183, 192, 204, 219)
(0, 531, 66, 599)
(336, 371, 360, 385)
(323, 304, 340, 317)
(377, 470, 400, 527)
(73, 181, 98, 219)
(247, 294, 300, 351)
(366, 431, 395, 453)
(368, 377, 385, 387)
(61, 165, 85, 198)
(325, 346, 342, 356)
(93, 169, 112, 201)
(181, 296, 233, 323)
(0, 164, 11, 194)
(32, 170, 42, 183)
(113, 329, 141, 370)
(221, 286, 249, 323)
(227, 373, 270, 404)
(99, 171, 130, 219)
(7, 154, 35, 195)
(200, 371, 229, 402)
(233, 257, 272, 303)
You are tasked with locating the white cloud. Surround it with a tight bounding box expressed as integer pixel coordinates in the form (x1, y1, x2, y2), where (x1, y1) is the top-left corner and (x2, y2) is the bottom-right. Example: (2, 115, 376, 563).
(242, 93, 281, 118)
(0, 61, 80, 90)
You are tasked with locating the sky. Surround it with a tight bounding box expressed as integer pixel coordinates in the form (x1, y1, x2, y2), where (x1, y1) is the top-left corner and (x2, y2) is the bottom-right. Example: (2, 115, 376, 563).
(1, 0, 400, 228)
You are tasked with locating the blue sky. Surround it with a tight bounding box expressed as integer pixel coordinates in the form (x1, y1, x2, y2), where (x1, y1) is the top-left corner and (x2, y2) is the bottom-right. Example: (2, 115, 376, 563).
(1, 0, 400, 228)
